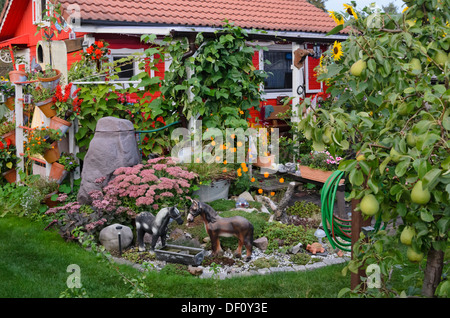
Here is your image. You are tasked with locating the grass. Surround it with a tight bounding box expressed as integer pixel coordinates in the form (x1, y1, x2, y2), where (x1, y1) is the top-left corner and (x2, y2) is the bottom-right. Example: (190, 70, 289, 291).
(0, 215, 350, 298)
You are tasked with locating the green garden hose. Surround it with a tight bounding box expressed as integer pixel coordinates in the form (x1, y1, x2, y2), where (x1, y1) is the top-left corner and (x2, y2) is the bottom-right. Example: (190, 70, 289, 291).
(320, 170, 384, 252)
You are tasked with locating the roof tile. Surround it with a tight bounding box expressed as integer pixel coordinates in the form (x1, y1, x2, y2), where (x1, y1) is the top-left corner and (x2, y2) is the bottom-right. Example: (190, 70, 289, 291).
(61, 0, 338, 33)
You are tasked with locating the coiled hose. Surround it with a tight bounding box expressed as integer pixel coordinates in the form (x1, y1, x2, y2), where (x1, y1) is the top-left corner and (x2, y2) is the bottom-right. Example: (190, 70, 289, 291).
(320, 170, 383, 252)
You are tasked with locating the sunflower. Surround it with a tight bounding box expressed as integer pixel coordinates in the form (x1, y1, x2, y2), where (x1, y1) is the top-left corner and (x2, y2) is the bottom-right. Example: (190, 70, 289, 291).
(343, 4, 358, 20)
(331, 41, 343, 61)
(328, 11, 344, 25)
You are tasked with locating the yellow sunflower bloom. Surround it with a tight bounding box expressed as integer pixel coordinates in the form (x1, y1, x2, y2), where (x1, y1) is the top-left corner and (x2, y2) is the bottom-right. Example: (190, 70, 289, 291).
(343, 4, 358, 20)
(328, 11, 344, 25)
(331, 41, 343, 61)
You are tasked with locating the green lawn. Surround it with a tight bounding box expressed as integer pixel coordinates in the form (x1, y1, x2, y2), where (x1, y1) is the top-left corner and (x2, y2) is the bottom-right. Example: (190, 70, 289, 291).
(0, 215, 351, 298)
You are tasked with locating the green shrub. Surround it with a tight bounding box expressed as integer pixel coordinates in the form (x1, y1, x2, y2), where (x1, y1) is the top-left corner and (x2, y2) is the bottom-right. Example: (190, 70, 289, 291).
(290, 253, 311, 265)
(286, 201, 321, 218)
(262, 222, 316, 253)
(251, 257, 279, 269)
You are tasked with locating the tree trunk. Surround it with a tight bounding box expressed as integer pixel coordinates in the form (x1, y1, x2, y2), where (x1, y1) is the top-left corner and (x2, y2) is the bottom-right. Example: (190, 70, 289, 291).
(421, 247, 444, 297)
(274, 181, 295, 223)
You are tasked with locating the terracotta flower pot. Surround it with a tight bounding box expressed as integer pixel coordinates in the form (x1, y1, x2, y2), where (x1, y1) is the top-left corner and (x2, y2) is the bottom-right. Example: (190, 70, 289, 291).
(36, 98, 57, 118)
(5, 97, 14, 110)
(43, 191, 59, 208)
(43, 142, 60, 163)
(254, 155, 275, 168)
(2, 169, 16, 183)
(9, 70, 28, 83)
(38, 69, 61, 91)
(2, 130, 15, 146)
(49, 162, 68, 183)
(49, 116, 72, 135)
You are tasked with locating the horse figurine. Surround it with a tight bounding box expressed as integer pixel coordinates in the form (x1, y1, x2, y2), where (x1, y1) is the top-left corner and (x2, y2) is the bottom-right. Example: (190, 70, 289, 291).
(136, 206, 184, 252)
(187, 199, 254, 261)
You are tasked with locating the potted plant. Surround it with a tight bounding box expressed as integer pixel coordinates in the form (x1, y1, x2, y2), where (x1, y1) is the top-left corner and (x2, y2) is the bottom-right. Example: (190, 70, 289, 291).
(49, 152, 78, 183)
(37, 65, 62, 91)
(0, 120, 16, 146)
(0, 144, 18, 183)
(184, 161, 235, 202)
(25, 127, 62, 163)
(50, 83, 77, 135)
(25, 175, 60, 208)
(297, 151, 343, 183)
(9, 70, 28, 84)
(0, 79, 15, 110)
(82, 40, 110, 72)
(31, 85, 57, 118)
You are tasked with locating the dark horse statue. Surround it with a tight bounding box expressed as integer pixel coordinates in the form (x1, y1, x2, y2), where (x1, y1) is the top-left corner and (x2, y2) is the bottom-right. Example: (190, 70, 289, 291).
(187, 199, 254, 261)
(136, 206, 183, 252)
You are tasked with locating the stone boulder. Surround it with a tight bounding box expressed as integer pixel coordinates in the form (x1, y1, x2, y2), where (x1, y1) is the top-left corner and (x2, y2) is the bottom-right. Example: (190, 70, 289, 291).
(77, 117, 140, 204)
(99, 224, 133, 252)
(253, 237, 268, 251)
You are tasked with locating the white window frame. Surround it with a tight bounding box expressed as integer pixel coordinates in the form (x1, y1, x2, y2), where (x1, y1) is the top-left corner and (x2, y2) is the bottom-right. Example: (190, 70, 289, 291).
(32, 0, 50, 26)
(108, 48, 145, 89)
(260, 44, 294, 100)
(305, 55, 323, 94)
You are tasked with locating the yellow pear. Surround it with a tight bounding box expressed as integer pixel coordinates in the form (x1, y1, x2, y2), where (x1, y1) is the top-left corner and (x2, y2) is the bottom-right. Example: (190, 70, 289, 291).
(435, 50, 448, 66)
(408, 58, 422, 75)
(407, 247, 424, 263)
(360, 194, 379, 216)
(350, 59, 367, 76)
(411, 180, 431, 205)
(390, 148, 402, 163)
(400, 226, 415, 245)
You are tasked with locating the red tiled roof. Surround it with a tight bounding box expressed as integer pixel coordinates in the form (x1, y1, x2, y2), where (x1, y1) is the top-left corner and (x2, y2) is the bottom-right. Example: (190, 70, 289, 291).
(60, 0, 338, 34)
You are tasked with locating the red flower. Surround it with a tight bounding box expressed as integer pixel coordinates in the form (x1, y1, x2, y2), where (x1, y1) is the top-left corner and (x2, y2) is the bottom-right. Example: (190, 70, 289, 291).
(95, 41, 104, 49)
(94, 49, 103, 56)
(156, 116, 166, 126)
(86, 46, 94, 55)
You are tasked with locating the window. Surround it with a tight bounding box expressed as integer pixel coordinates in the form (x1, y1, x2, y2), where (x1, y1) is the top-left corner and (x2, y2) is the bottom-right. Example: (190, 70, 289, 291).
(108, 49, 144, 81)
(263, 50, 292, 91)
(32, 0, 49, 25)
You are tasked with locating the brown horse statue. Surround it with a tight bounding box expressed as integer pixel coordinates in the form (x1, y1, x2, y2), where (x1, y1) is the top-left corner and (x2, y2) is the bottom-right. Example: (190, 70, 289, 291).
(187, 199, 254, 261)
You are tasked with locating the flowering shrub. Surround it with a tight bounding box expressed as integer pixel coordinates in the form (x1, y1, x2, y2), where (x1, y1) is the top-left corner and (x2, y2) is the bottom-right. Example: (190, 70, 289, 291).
(25, 127, 62, 156)
(105, 157, 197, 212)
(0, 144, 17, 173)
(58, 152, 79, 172)
(298, 151, 342, 171)
(45, 157, 197, 241)
(45, 178, 137, 241)
(53, 83, 82, 120)
(83, 40, 109, 63)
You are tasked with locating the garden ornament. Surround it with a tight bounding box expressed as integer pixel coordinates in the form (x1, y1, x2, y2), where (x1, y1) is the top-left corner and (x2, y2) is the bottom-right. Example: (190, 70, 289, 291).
(187, 199, 254, 261)
(136, 206, 184, 252)
(293, 48, 314, 69)
(306, 242, 325, 255)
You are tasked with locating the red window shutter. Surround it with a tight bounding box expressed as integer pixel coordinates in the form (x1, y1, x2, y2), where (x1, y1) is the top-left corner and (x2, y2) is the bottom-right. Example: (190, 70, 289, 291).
(307, 55, 321, 92)
(252, 51, 259, 70)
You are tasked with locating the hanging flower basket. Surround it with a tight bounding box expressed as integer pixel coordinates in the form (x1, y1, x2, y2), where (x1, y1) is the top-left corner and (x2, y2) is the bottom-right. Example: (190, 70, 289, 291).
(2, 130, 15, 146)
(49, 162, 68, 183)
(49, 116, 71, 135)
(5, 97, 14, 110)
(8, 70, 28, 83)
(35, 98, 57, 118)
(2, 168, 16, 183)
(38, 69, 62, 91)
(43, 142, 60, 163)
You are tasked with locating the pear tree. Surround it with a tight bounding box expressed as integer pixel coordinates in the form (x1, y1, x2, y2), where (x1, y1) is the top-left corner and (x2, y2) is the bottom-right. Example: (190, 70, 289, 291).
(298, 1, 449, 297)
